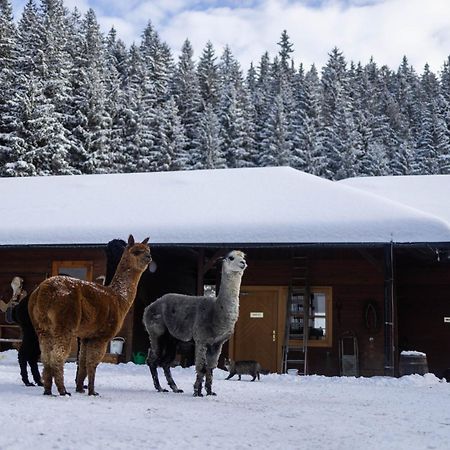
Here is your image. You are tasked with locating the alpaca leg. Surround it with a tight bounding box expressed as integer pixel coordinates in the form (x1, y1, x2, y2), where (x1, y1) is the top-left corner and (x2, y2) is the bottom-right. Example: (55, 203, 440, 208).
(162, 366, 183, 393)
(193, 345, 207, 397)
(85, 339, 108, 396)
(205, 342, 223, 396)
(41, 365, 54, 395)
(76, 339, 88, 393)
(251, 372, 257, 381)
(161, 334, 182, 393)
(50, 336, 72, 396)
(146, 333, 168, 393)
(205, 369, 215, 395)
(38, 337, 54, 395)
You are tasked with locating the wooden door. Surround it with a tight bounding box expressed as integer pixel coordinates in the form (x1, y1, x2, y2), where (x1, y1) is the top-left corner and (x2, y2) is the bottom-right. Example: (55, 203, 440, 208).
(231, 286, 285, 373)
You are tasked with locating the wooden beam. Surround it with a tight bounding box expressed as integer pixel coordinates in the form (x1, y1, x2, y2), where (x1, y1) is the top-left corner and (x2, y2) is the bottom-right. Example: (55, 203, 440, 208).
(383, 242, 396, 376)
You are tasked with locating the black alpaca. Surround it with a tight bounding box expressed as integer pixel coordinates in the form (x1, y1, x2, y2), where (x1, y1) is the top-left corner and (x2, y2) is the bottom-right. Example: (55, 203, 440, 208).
(12, 296, 42, 387)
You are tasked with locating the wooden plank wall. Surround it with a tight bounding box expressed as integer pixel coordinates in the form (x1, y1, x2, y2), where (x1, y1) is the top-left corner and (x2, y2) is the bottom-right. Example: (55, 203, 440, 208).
(396, 258, 450, 378)
(240, 248, 386, 376)
(0, 247, 107, 349)
(4, 245, 447, 378)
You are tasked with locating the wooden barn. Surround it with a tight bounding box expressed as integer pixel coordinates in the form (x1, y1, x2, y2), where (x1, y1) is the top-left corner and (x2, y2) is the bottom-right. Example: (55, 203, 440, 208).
(0, 168, 449, 378)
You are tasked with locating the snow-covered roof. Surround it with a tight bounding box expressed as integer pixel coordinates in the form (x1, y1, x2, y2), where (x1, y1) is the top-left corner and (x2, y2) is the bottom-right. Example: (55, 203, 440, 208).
(338, 174, 450, 225)
(1, 167, 450, 246)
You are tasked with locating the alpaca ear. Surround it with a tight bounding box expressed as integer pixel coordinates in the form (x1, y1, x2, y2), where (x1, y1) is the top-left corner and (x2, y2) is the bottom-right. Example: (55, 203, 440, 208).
(141, 237, 150, 245)
(128, 235, 135, 246)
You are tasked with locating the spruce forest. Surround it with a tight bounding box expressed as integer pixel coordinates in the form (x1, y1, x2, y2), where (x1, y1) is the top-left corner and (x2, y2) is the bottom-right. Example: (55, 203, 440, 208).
(1, 0, 450, 179)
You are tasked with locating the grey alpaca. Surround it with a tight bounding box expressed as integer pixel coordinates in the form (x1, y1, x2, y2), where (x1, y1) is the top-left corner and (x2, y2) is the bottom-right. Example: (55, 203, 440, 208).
(143, 250, 247, 396)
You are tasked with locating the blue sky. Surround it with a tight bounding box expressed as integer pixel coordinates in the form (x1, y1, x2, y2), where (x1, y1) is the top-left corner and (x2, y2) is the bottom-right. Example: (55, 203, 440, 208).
(10, 0, 450, 72)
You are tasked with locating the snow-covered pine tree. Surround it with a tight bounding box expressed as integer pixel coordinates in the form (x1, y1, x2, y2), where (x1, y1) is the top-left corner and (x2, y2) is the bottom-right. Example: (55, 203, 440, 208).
(413, 64, 449, 174)
(294, 64, 327, 176)
(69, 8, 112, 174)
(105, 27, 129, 173)
(320, 47, 355, 179)
(0, 0, 18, 175)
(393, 56, 422, 171)
(6, 0, 72, 176)
(151, 96, 187, 171)
(191, 103, 225, 169)
(197, 41, 220, 109)
(172, 39, 202, 165)
(217, 46, 253, 168)
(119, 43, 158, 173)
(259, 93, 292, 167)
(140, 21, 174, 105)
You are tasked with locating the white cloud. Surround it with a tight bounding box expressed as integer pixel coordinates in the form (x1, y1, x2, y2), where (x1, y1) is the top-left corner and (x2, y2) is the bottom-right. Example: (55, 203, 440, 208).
(11, 0, 450, 73)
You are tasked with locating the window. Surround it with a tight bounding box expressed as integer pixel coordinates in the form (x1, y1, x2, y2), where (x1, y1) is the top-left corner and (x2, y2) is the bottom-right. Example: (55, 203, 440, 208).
(52, 261, 93, 281)
(288, 286, 332, 347)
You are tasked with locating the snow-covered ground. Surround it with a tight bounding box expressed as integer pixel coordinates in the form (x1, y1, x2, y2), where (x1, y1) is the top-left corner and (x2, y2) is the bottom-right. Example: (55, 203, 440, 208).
(1, 349, 450, 450)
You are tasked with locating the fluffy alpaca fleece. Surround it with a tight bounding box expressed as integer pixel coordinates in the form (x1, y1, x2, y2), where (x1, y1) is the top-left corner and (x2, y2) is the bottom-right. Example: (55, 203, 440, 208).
(29, 235, 151, 396)
(143, 250, 247, 396)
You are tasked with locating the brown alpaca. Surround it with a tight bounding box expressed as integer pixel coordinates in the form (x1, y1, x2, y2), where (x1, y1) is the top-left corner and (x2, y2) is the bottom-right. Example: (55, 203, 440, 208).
(28, 235, 151, 396)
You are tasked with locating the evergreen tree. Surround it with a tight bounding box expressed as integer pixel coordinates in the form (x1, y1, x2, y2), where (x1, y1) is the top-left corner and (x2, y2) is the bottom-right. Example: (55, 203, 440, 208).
(259, 94, 292, 166)
(120, 43, 157, 173)
(0, 0, 18, 174)
(151, 96, 187, 171)
(172, 39, 201, 162)
(69, 8, 111, 173)
(140, 21, 173, 104)
(218, 46, 252, 167)
(320, 48, 356, 178)
(197, 41, 220, 108)
(294, 65, 326, 175)
(192, 104, 225, 169)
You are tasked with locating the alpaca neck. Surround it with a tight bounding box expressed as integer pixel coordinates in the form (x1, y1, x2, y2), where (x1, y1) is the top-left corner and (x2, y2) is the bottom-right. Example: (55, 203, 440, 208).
(215, 271, 242, 322)
(109, 260, 142, 314)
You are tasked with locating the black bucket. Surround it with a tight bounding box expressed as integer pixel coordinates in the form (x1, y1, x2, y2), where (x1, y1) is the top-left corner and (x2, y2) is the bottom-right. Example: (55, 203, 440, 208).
(399, 352, 428, 376)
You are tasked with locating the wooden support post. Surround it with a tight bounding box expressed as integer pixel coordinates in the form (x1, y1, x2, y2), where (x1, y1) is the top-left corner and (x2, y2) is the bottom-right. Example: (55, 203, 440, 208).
(383, 242, 396, 376)
(196, 249, 205, 296)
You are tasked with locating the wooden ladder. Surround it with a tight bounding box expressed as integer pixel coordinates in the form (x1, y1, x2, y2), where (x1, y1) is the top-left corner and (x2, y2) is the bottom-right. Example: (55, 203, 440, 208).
(282, 255, 310, 375)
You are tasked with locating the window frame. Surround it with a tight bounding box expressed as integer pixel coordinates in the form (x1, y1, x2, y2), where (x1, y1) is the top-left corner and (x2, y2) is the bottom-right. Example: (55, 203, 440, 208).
(51, 260, 94, 281)
(288, 286, 333, 348)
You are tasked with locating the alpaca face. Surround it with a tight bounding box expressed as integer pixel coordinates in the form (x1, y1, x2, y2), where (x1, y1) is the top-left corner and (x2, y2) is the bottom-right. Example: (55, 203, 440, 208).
(126, 238, 152, 272)
(222, 250, 247, 273)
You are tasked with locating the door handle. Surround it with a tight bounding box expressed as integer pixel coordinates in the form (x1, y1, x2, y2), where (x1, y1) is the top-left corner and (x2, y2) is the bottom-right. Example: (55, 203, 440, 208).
(273, 330, 276, 342)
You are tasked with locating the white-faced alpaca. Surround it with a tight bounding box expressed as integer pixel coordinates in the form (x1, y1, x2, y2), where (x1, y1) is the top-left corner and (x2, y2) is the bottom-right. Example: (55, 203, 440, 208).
(29, 235, 151, 396)
(143, 250, 247, 396)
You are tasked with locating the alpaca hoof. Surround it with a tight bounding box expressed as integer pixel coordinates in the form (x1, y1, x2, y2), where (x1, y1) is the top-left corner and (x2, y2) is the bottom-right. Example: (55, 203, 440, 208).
(157, 388, 169, 393)
(36, 381, 43, 387)
(24, 381, 35, 387)
(43, 389, 53, 396)
(193, 392, 203, 397)
(174, 389, 184, 393)
(207, 392, 217, 396)
(76, 387, 85, 394)
(60, 391, 71, 396)
(88, 391, 99, 396)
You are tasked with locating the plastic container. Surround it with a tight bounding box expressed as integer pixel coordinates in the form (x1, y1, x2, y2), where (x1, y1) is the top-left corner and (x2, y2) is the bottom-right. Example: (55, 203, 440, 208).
(133, 352, 147, 365)
(110, 337, 125, 355)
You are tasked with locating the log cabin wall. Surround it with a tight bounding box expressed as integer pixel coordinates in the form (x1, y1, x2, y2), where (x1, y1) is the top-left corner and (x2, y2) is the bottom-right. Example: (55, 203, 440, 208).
(4, 244, 447, 378)
(227, 247, 386, 377)
(396, 248, 450, 378)
(0, 247, 107, 350)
